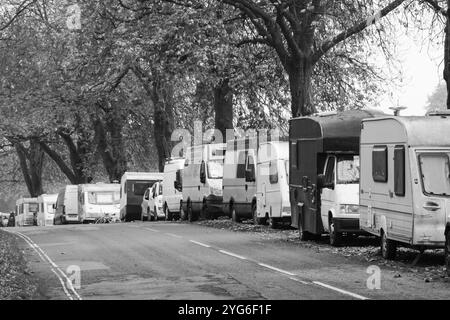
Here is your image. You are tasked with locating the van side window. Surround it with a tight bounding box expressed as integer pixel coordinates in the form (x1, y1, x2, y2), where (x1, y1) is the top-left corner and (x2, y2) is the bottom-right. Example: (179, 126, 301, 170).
(246, 155, 256, 182)
(144, 189, 149, 200)
(269, 160, 279, 184)
(394, 145, 405, 196)
(373, 146, 388, 182)
(324, 156, 335, 185)
(290, 141, 297, 169)
(236, 151, 246, 178)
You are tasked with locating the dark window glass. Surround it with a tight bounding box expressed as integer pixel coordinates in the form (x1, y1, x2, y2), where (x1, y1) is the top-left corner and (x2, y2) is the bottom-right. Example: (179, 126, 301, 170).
(269, 160, 279, 184)
(236, 151, 247, 178)
(246, 156, 256, 182)
(324, 157, 335, 185)
(394, 146, 405, 196)
(373, 146, 388, 182)
(290, 141, 297, 169)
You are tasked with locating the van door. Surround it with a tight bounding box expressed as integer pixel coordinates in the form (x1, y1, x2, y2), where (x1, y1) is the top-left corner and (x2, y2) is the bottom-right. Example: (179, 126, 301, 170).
(414, 152, 448, 245)
(321, 156, 336, 232)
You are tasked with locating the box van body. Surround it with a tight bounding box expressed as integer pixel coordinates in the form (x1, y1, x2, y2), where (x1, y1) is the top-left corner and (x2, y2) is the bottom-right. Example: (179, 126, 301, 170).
(37, 194, 58, 226)
(289, 110, 383, 245)
(222, 138, 257, 222)
(255, 141, 290, 228)
(182, 143, 226, 221)
(142, 181, 164, 221)
(162, 158, 185, 220)
(78, 183, 120, 223)
(360, 116, 450, 259)
(15, 198, 39, 227)
(54, 185, 79, 224)
(119, 172, 164, 221)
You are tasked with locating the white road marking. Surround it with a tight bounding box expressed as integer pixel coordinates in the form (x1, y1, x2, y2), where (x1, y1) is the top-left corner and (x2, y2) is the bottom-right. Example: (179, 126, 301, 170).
(145, 228, 160, 233)
(218, 250, 247, 260)
(189, 240, 211, 248)
(289, 277, 309, 285)
(9, 230, 82, 300)
(313, 281, 369, 300)
(165, 233, 182, 239)
(257, 263, 296, 276)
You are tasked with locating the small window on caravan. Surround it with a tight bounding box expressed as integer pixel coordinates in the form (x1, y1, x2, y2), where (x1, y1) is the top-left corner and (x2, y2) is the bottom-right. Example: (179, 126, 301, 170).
(372, 146, 388, 183)
(269, 160, 279, 184)
(394, 146, 405, 196)
(236, 151, 246, 179)
(419, 153, 450, 196)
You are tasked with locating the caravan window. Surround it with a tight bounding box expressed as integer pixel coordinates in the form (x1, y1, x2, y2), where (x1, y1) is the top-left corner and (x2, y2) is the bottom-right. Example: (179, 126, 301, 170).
(207, 161, 223, 179)
(419, 153, 450, 197)
(372, 146, 388, 183)
(28, 203, 38, 213)
(394, 146, 405, 196)
(269, 160, 279, 184)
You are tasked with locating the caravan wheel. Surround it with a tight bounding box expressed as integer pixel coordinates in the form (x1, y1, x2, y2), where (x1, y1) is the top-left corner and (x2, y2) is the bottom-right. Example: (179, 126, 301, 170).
(381, 231, 397, 260)
(445, 231, 450, 277)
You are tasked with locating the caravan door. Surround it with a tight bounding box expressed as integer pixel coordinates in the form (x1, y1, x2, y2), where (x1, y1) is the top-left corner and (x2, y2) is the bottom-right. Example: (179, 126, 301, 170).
(414, 151, 448, 246)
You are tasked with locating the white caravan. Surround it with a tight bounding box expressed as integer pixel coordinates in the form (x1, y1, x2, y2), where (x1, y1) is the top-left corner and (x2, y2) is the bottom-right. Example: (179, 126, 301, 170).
(37, 194, 58, 226)
(54, 185, 79, 224)
(359, 116, 450, 264)
(222, 137, 257, 222)
(141, 181, 164, 221)
(78, 183, 120, 223)
(254, 141, 290, 228)
(119, 172, 164, 221)
(182, 143, 226, 222)
(15, 198, 39, 227)
(162, 158, 185, 220)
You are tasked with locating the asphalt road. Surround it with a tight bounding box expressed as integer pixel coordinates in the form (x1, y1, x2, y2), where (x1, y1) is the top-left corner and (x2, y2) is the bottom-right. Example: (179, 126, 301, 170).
(7, 221, 450, 300)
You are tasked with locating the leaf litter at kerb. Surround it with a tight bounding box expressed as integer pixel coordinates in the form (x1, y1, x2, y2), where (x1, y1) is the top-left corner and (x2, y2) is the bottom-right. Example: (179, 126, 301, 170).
(189, 218, 449, 284)
(0, 230, 39, 299)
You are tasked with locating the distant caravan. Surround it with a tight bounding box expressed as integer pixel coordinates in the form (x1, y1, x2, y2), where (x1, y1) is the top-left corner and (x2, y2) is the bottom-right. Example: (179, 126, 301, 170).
(119, 172, 164, 222)
(37, 194, 58, 226)
(54, 185, 79, 225)
(182, 143, 226, 222)
(15, 198, 39, 227)
(78, 183, 120, 223)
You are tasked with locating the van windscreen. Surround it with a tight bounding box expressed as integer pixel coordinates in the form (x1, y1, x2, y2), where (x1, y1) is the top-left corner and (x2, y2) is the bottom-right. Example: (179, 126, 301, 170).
(28, 203, 39, 213)
(337, 155, 360, 184)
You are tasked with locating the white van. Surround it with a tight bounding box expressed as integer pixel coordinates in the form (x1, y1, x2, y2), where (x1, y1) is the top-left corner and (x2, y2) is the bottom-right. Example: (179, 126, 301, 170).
(37, 194, 58, 226)
(15, 198, 39, 227)
(54, 185, 79, 224)
(119, 172, 164, 221)
(78, 183, 120, 223)
(254, 141, 290, 228)
(162, 158, 185, 220)
(182, 143, 226, 222)
(360, 116, 450, 264)
(222, 138, 257, 222)
(141, 181, 164, 221)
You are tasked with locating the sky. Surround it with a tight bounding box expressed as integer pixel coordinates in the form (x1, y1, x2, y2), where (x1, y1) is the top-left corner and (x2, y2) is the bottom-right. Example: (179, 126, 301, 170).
(376, 25, 445, 116)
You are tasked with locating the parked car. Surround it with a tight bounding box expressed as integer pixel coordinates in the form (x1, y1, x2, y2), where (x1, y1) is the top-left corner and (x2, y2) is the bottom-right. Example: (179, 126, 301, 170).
(182, 143, 226, 222)
(78, 183, 120, 223)
(289, 110, 383, 246)
(54, 185, 79, 225)
(37, 194, 58, 226)
(360, 115, 450, 268)
(1, 213, 9, 227)
(7, 212, 15, 227)
(254, 141, 290, 228)
(15, 198, 39, 227)
(141, 181, 164, 221)
(162, 157, 185, 220)
(222, 137, 257, 223)
(119, 172, 164, 222)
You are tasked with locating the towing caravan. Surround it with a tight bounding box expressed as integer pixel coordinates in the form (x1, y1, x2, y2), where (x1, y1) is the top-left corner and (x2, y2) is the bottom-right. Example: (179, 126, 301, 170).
(289, 110, 383, 245)
(359, 115, 450, 268)
(162, 158, 185, 220)
(78, 183, 120, 223)
(254, 141, 290, 228)
(15, 198, 39, 227)
(182, 143, 226, 222)
(37, 194, 57, 226)
(119, 172, 164, 222)
(54, 185, 79, 224)
(222, 137, 257, 222)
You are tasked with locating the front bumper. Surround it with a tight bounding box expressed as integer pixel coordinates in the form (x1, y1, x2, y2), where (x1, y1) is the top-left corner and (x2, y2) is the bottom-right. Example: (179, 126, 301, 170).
(333, 218, 363, 233)
(205, 195, 224, 214)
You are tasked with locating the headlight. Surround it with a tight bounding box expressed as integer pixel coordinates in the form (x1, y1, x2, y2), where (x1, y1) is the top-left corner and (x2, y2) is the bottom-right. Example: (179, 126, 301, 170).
(339, 204, 359, 214)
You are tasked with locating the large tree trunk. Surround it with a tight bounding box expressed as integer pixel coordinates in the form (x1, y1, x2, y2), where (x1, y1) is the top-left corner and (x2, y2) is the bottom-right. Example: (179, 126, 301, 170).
(288, 59, 316, 117)
(214, 79, 234, 138)
(14, 139, 44, 197)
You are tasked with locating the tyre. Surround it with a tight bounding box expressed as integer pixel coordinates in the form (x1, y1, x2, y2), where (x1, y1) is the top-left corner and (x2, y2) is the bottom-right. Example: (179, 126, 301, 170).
(180, 203, 187, 221)
(252, 203, 264, 225)
(154, 207, 158, 221)
(148, 208, 154, 222)
(329, 219, 342, 247)
(165, 205, 173, 221)
(231, 206, 241, 223)
(269, 217, 279, 229)
(445, 231, 450, 277)
(298, 216, 311, 241)
(381, 230, 397, 260)
(187, 203, 195, 222)
(200, 203, 211, 220)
